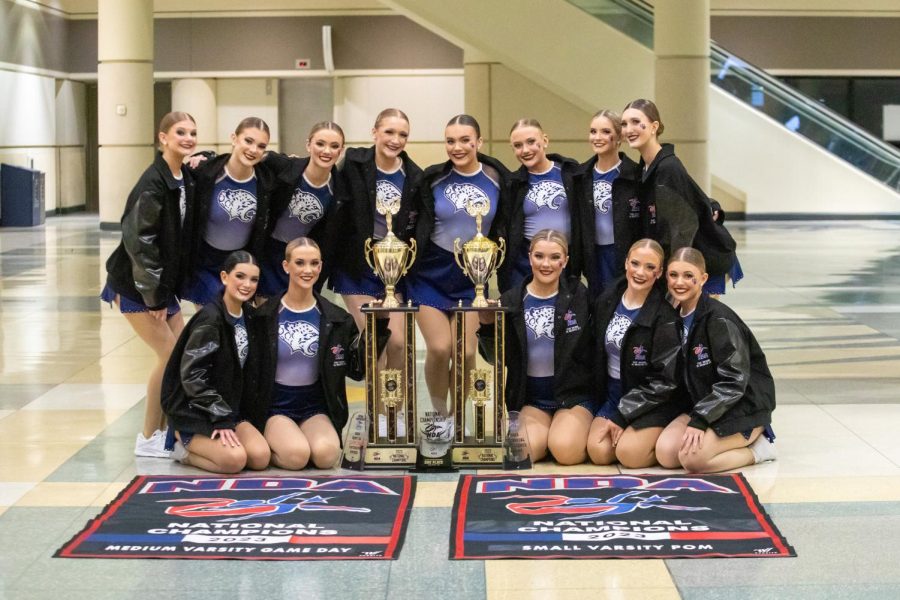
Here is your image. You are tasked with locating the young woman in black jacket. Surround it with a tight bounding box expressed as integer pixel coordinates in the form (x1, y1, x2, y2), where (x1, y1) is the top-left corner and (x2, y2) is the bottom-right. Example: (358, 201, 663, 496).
(499, 119, 582, 293)
(258, 121, 345, 298)
(656, 247, 776, 473)
(181, 117, 275, 306)
(330, 109, 422, 390)
(576, 109, 642, 299)
(588, 239, 682, 467)
(102, 111, 196, 458)
(501, 230, 595, 465)
(246, 237, 369, 470)
(160, 251, 271, 473)
(622, 99, 735, 277)
(405, 114, 511, 421)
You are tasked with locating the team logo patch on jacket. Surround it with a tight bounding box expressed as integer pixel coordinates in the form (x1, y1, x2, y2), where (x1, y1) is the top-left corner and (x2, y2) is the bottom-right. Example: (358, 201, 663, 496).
(693, 343, 711, 367)
(564, 309, 580, 333)
(331, 343, 346, 367)
(444, 183, 490, 214)
(218, 188, 257, 222)
(525, 306, 555, 340)
(526, 180, 566, 210)
(278, 321, 319, 357)
(593, 180, 613, 213)
(632, 344, 648, 367)
(289, 189, 324, 224)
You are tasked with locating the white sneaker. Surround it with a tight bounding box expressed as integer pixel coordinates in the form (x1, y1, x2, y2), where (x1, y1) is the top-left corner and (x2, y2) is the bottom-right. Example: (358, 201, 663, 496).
(377, 412, 407, 438)
(171, 440, 189, 464)
(749, 435, 777, 464)
(134, 430, 171, 458)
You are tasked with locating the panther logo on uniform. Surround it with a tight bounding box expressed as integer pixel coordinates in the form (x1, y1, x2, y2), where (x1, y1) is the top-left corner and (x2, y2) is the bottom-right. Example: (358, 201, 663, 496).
(444, 183, 490, 214)
(234, 323, 249, 365)
(593, 180, 613, 214)
(376, 180, 402, 212)
(278, 321, 319, 357)
(524, 305, 555, 340)
(606, 312, 632, 349)
(526, 180, 566, 210)
(218, 188, 257, 223)
(289, 189, 324, 224)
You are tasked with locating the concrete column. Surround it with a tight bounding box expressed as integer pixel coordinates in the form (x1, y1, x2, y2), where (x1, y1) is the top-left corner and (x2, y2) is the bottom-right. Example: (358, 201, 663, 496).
(172, 79, 218, 153)
(655, 0, 710, 193)
(463, 48, 495, 156)
(97, 0, 154, 228)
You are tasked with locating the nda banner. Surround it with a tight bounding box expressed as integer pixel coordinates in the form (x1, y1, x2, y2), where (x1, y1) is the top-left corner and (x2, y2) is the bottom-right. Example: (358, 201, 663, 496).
(450, 474, 795, 559)
(57, 475, 416, 560)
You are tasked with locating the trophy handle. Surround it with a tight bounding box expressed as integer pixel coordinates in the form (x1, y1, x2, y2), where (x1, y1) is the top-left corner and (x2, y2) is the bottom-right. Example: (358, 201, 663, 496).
(364, 238, 376, 273)
(453, 237, 468, 276)
(402, 239, 417, 276)
(496, 237, 507, 268)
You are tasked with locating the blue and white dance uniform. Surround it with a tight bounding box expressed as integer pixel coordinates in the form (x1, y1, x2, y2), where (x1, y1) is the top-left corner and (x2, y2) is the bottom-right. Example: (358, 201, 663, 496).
(270, 300, 329, 424)
(329, 164, 405, 297)
(259, 173, 333, 297)
(591, 161, 622, 294)
(523, 291, 559, 412)
(406, 165, 500, 310)
(596, 297, 641, 419)
(509, 163, 572, 287)
(181, 169, 258, 305)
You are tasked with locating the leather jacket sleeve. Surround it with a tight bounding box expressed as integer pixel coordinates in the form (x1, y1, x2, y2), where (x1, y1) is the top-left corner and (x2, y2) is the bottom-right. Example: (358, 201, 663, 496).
(180, 324, 236, 429)
(122, 190, 169, 309)
(688, 318, 750, 430)
(618, 317, 681, 424)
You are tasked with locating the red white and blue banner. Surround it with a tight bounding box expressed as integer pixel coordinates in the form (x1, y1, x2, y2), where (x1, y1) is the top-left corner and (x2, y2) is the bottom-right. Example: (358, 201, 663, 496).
(450, 474, 795, 559)
(57, 475, 416, 560)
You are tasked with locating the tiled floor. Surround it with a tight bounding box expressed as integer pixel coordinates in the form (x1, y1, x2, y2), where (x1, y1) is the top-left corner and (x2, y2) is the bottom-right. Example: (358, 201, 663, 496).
(1, 215, 900, 599)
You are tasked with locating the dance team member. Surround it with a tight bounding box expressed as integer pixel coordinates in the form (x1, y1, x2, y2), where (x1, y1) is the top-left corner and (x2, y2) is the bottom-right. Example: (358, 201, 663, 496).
(621, 99, 735, 277)
(246, 238, 379, 470)
(502, 230, 594, 464)
(259, 121, 345, 298)
(587, 239, 681, 467)
(500, 118, 581, 292)
(405, 114, 511, 421)
(103, 111, 196, 457)
(181, 117, 275, 306)
(577, 109, 642, 299)
(656, 247, 776, 473)
(160, 252, 270, 473)
(703, 199, 744, 295)
(331, 109, 422, 369)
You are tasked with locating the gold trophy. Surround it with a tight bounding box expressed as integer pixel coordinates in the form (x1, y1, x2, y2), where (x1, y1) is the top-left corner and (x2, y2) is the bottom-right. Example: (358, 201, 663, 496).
(450, 195, 508, 466)
(453, 199, 505, 307)
(363, 189, 419, 468)
(365, 191, 416, 309)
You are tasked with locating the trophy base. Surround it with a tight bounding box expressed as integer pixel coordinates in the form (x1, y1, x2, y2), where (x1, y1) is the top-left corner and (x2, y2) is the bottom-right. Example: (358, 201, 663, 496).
(364, 445, 418, 469)
(452, 443, 503, 467)
(412, 451, 457, 473)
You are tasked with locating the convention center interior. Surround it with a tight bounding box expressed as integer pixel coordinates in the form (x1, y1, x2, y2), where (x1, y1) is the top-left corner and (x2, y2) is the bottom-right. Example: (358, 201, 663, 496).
(1, 0, 900, 598)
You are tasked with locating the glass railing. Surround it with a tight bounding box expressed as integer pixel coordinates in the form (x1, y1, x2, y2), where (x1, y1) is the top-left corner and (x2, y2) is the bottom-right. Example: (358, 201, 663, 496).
(568, 0, 900, 192)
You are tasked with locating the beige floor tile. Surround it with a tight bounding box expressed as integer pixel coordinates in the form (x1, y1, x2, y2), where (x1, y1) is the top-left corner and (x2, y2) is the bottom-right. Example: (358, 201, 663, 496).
(766, 345, 900, 366)
(485, 559, 674, 590)
(0, 410, 14, 421)
(821, 404, 900, 465)
(0, 356, 91, 384)
(413, 481, 458, 507)
(0, 506, 8, 517)
(488, 588, 681, 600)
(64, 354, 155, 384)
(14, 482, 113, 507)
(23, 383, 145, 411)
(0, 409, 123, 442)
(0, 443, 87, 482)
(0, 482, 37, 505)
(746, 475, 900, 503)
(772, 360, 900, 379)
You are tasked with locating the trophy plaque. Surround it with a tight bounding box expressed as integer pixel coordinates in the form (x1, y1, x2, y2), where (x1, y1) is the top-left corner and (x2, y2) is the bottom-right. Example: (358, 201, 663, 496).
(362, 189, 419, 468)
(502, 410, 532, 470)
(450, 194, 508, 467)
(340, 411, 369, 471)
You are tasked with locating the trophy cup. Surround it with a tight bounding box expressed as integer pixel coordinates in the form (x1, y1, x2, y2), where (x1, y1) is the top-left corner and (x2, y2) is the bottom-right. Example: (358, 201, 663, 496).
(502, 410, 532, 470)
(453, 200, 505, 307)
(450, 196, 508, 467)
(363, 190, 419, 468)
(365, 191, 416, 309)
